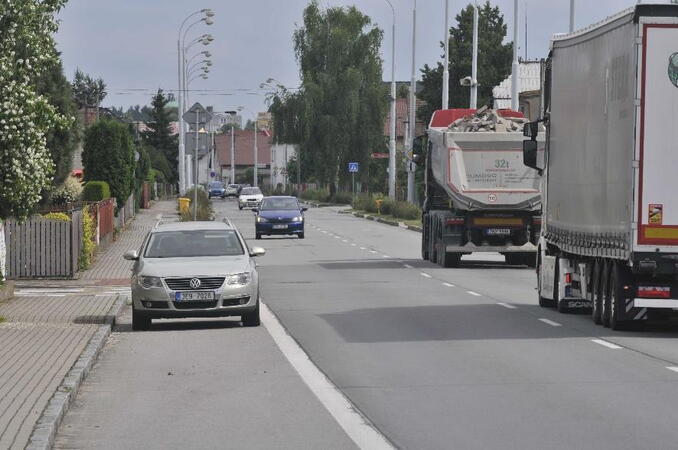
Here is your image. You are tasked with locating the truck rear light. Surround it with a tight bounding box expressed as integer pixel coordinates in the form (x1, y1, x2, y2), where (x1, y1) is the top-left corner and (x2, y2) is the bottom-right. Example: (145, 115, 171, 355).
(532, 217, 542, 225)
(637, 286, 671, 298)
(564, 273, 572, 284)
(446, 219, 464, 226)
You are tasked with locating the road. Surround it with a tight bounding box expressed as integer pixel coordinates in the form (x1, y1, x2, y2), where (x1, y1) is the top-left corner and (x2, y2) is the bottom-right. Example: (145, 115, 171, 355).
(56, 199, 678, 450)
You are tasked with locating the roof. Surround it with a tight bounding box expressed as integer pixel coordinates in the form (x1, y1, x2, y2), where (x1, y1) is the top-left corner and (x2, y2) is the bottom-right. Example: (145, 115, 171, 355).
(383, 97, 428, 138)
(153, 221, 233, 232)
(215, 130, 272, 167)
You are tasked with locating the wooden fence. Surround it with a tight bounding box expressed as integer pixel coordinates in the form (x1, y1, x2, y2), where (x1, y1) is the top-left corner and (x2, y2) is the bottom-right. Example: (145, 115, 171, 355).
(5, 210, 83, 279)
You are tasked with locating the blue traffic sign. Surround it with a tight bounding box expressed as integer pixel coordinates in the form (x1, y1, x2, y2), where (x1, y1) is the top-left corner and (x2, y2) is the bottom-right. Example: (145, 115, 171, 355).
(348, 162, 359, 173)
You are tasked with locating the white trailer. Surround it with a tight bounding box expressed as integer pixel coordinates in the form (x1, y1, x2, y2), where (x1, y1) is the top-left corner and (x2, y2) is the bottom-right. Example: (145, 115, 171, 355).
(523, 4, 678, 329)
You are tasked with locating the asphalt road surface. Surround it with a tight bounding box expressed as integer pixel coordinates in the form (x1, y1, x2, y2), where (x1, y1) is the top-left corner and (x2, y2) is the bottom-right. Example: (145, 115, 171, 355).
(56, 199, 678, 450)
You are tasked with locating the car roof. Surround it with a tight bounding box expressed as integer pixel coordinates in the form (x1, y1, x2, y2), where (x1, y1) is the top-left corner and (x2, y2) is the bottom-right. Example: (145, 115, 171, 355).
(152, 221, 234, 233)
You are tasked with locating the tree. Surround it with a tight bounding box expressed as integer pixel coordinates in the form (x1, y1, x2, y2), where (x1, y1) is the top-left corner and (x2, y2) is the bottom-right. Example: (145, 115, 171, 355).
(288, 1, 387, 195)
(82, 119, 135, 207)
(37, 59, 81, 189)
(72, 68, 107, 114)
(142, 90, 178, 184)
(0, 0, 72, 221)
(418, 2, 513, 122)
(244, 119, 256, 131)
(220, 122, 241, 134)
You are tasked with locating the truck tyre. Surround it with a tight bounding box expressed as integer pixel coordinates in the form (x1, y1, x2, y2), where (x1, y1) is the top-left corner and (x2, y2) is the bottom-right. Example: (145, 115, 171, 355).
(601, 261, 612, 327)
(442, 252, 461, 268)
(537, 253, 555, 307)
(609, 262, 631, 331)
(591, 260, 604, 325)
(505, 254, 519, 265)
(421, 219, 430, 260)
(523, 253, 537, 268)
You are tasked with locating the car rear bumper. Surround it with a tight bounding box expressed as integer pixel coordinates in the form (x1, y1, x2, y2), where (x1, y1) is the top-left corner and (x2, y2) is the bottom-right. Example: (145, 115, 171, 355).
(256, 223, 304, 234)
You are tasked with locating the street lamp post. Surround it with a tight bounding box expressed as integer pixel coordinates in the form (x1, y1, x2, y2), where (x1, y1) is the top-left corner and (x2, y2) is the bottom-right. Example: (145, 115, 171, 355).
(253, 117, 258, 187)
(511, 0, 519, 111)
(382, 0, 397, 199)
(471, 3, 479, 108)
(407, 0, 417, 204)
(442, 0, 450, 110)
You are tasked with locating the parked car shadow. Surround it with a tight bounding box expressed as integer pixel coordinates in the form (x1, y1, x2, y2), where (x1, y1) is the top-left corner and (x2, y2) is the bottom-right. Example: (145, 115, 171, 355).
(115, 318, 244, 333)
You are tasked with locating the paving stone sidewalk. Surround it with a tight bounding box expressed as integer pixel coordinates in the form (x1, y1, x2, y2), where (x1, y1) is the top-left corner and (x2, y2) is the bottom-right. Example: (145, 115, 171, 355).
(0, 200, 178, 449)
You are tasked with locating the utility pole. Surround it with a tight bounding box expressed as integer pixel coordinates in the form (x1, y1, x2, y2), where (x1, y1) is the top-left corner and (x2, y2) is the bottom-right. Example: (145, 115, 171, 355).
(569, 0, 575, 32)
(407, 0, 417, 204)
(253, 118, 258, 187)
(384, 0, 397, 199)
(470, 3, 479, 109)
(230, 125, 235, 184)
(442, 0, 450, 110)
(511, 0, 519, 111)
(193, 109, 199, 221)
(177, 40, 185, 194)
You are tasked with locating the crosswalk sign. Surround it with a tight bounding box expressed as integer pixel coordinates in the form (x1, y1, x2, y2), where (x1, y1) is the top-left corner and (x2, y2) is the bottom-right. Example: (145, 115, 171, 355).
(348, 162, 359, 173)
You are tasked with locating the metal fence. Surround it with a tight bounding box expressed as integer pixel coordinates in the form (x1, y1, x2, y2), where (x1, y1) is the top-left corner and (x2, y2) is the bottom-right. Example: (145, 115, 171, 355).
(5, 210, 83, 279)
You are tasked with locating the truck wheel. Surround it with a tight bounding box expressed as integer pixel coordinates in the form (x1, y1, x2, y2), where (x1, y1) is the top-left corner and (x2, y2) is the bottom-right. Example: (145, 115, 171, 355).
(601, 261, 612, 327)
(442, 252, 461, 268)
(505, 254, 519, 265)
(609, 262, 631, 331)
(421, 221, 430, 260)
(523, 253, 537, 268)
(591, 260, 603, 325)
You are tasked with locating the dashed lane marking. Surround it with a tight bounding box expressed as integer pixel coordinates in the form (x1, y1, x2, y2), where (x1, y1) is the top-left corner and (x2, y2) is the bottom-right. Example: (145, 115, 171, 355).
(351, 243, 357, 247)
(538, 318, 561, 327)
(382, 255, 390, 258)
(466, 290, 481, 297)
(360, 247, 367, 250)
(496, 302, 516, 309)
(591, 339, 622, 349)
(342, 240, 348, 243)
(260, 301, 395, 450)
(403, 264, 413, 269)
(370, 250, 378, 254)
(421, 273, 432, 278)
(666, 367, 678, 373)
(442, 282, 454, 287)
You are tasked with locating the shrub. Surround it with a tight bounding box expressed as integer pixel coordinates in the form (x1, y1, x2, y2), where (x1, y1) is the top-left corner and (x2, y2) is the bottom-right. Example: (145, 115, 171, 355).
(300, 188, 331, 203)
(51, 176, 83, 205)
(82, 181, 111, 202)
(79, 205, 96, 270)
(353, 193, 376, 212)
(181, 187, 213, 221)
(42, 212, 70, 222)
(392, 201, 421, 220)
(333, 192, 353, 205)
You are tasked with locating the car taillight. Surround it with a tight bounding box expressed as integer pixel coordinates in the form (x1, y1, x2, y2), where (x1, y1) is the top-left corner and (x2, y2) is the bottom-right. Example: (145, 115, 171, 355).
(637, 286, 671, 298)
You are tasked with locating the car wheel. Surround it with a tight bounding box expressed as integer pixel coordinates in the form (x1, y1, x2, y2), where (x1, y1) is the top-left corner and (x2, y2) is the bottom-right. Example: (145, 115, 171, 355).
(256, 233, 262, 240)
(238, 205, 243, 210)
(298, 232, 305, 239)
(132, 307, 151, 331)
(242, 301, 260, 327)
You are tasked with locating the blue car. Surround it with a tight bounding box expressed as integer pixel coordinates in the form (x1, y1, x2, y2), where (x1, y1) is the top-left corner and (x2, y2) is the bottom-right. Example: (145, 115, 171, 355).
(208, 181, 226, 199)
(254, 196, 307, 240)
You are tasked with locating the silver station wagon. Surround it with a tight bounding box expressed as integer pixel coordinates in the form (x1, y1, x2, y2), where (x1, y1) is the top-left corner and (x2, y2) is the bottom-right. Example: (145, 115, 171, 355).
(124, 220, 265, 331)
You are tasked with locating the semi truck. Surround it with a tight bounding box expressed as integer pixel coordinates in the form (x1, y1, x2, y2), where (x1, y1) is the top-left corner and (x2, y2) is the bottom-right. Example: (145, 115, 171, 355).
(522, 4, 678, 329)
(419, 108, 544, 268)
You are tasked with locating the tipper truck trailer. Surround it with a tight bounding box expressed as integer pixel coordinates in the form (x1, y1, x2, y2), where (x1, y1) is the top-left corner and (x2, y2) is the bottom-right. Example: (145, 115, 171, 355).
(522, 4, 678, 329)
(419, 108, 545, 268)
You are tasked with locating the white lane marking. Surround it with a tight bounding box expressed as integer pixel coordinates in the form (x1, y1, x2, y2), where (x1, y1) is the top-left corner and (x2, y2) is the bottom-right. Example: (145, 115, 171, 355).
(403, 264, 413, 269)
(260, 301, 395, 450)
(382, 255, 390, 258)
(351, 243, 357, 247)
(334, 236, 341, 240)
(342, 239, 348, 243)
(496, 302, 516, 309)
(538, 318, 561, 327)
(666, 367, 678, 373)
(591, 339, 622, 349)
(360, 247, 367, 250)
(322, 231, 328, 234)
(421, 273, 432, 278)
(466, 290, 481, 297)
(370, 250, 378, 254)
(442, 282, 455, 287)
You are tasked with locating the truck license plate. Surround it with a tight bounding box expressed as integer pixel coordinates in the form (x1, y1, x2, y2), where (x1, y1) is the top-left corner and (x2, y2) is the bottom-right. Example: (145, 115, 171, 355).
(273, 224, 288, 229)
(175, 291, 215, 301)
(486, 228, 511, 236)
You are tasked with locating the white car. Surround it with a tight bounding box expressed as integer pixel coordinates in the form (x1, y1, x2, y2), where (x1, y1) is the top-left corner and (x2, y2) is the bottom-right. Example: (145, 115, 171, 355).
(238, 187, 264, 210)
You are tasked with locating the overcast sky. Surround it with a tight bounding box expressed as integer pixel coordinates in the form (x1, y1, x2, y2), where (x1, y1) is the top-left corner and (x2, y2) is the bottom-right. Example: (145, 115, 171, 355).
(56, 0, 663, 121)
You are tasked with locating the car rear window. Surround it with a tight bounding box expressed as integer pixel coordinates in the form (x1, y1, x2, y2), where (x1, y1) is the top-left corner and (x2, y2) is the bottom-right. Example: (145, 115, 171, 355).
(261, 198, 299, 210)
(209, 182, 224, 188)
(144, 230, 244, 258)
(241, 187, 262, 195)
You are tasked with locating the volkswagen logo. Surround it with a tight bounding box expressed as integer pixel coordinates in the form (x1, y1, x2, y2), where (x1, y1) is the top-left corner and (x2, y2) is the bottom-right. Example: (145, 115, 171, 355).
(669, 52, 678, 88)
(189, 278, 202, 289)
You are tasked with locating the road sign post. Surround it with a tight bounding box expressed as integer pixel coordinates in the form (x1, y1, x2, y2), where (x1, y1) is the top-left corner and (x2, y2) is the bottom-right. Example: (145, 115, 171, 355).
(348, 162, 359, 199)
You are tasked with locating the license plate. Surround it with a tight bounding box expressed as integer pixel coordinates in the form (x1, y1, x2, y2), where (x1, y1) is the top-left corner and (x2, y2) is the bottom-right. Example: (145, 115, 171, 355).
(175, 291, 215, 301)
(485, 228, 511, 236)
(273, 224, 288, 229)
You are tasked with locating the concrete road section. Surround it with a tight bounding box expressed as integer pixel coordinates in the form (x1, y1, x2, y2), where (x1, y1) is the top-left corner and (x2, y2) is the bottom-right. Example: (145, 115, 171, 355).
(216, 200, 678, 450)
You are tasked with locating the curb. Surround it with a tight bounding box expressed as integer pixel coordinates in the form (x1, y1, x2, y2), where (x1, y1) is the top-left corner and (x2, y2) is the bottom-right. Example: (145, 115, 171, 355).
(26, 295, 126, 450)
(349, 211, 422, 233)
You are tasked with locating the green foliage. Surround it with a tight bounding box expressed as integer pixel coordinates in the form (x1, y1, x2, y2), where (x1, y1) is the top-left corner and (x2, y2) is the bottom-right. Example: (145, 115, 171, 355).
(37, 60, 81, 188)
(42, 212, 71, 222)
(79, 204, 96, 270)
(0, 0, 71, 221)
(299, 189, 331, 203)
(141, 90, 178, 184)
(71, 68, 106, 108)
(180, 187, 213, 221)
(82, 181, 111, 202)
(51, 175, 83, 205)
(135, 145, 151, 191)
(418, 1, 513, 122)
(352, 193, 421, 220)
(82, 119, 135, 207)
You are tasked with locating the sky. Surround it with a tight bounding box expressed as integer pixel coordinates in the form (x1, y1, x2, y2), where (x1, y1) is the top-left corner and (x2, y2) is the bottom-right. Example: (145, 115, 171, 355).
(55, 0, 664, 121)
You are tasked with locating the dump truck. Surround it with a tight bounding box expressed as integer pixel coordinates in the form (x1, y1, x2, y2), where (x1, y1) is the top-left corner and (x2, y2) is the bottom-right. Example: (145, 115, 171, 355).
(522, 4, 678, 329)
(419, 108, 544, 267)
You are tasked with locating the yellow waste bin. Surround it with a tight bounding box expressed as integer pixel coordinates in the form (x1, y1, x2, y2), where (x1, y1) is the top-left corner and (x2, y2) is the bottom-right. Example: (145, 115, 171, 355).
(178, 197, 191, 214)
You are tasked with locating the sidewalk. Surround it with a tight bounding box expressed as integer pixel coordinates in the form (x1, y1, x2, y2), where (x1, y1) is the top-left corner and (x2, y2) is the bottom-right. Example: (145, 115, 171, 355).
(0, 200, 177, 449)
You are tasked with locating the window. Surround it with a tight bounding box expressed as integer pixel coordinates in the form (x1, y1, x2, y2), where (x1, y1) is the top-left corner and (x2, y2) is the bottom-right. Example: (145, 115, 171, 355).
(241, 187, 262, 195)
(144, 230, 244, 258)
(260, 198, 299, 210)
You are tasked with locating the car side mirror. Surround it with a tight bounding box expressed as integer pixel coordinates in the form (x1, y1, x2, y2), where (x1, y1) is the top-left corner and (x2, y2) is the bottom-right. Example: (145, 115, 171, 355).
(249, 247, 266, 257)
(522, 139, 544, 173)
(123, 250, 139, 261)
(301, 207, 308, 212)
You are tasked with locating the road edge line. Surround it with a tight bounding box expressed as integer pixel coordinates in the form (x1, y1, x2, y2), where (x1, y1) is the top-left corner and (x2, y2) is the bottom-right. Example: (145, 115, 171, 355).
(260, 301, 395, 450)
(26, 294, 125, 450)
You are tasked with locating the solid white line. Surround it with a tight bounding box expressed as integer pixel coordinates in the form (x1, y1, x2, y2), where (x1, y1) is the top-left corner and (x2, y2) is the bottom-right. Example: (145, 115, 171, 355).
(538, 318, 561, 327)
(403, 264, 413, 269)
(666, 367, 678, 373)
(496, 302, 516, 309)
(421, 273, 432, 278)
(591, 339, 622, 349)
(260, 301, 394, 450)
(466, 290, 481, 297)
(442, 282, 455, 288)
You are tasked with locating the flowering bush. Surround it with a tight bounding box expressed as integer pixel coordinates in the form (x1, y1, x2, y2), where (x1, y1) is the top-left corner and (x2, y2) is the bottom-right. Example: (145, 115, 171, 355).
(79, 204, 96, 270)
(51, 175, 82, 205)
(0, 0, 72, 220)
(42, 212, 70, 222)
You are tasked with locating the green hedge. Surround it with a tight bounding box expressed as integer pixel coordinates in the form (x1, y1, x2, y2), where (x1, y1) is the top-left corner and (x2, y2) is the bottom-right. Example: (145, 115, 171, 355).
(352, 193, 421, 220)
(82, 181, 111, 202)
